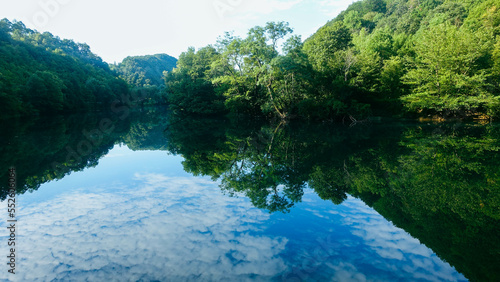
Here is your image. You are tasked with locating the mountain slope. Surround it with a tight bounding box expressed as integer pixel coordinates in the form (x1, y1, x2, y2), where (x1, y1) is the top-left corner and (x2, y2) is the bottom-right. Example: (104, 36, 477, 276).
(304, 0, 500, 118)
(112, 53, 177, 87)
(0, 19, 129, 118)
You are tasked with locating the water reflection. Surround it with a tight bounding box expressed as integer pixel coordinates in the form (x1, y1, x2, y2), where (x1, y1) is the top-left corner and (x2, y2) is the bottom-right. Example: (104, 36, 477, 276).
(0, 109, 498, 281)
(13, 169, 467, 281)
(17, 173, 288, 281)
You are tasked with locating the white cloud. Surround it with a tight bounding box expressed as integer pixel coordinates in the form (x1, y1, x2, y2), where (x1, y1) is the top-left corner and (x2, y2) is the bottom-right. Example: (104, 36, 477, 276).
(7, 173, 288, 281)
(337, 198, 468, 282)
(278, 195, 467, 281)
(0, 169, 468, 281)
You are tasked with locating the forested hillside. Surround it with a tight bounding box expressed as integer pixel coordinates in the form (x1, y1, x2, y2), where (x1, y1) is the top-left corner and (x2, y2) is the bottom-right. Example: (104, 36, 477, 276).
(112, 54, 177, 87)
(111, 54, 177, 105)
(2, 0, 498, 120)
(164, 0, 500, 120)
(0, 19, 129, 118)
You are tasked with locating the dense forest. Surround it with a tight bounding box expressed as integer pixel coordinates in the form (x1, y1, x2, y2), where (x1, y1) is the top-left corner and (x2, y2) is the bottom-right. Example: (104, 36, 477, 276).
(1, 0, 499, 120)
(0, 19, 130, 118)
(111, 54, 177, 105)
(164, 0, 500, 120)
(0, 19, 178, 118)
(112, 54, 177, 88)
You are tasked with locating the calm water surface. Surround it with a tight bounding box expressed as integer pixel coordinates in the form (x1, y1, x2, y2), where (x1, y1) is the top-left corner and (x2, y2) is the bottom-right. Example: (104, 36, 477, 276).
(0, 108, 498, 281)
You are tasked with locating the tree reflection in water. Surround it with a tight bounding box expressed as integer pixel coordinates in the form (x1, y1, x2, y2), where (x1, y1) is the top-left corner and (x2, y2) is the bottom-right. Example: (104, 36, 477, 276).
(0, 109, 498, 281)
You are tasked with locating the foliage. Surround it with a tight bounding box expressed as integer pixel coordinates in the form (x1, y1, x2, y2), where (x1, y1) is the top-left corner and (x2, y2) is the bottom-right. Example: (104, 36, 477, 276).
(164, 46, 226, 114)
(25, 71, 65, 112)
(0, 18, 129, 118)
(3, 0, 500, 121)
(402, 23, 496, 117)
(348, 124, 500, 282)
(112, 54, 177, 87)
(161, 0, 500, 120)
(164, 21, 321, 119)
(111, 54, 177, 105)
(0, 113, 128, 200)
(303, 21, 352, 73)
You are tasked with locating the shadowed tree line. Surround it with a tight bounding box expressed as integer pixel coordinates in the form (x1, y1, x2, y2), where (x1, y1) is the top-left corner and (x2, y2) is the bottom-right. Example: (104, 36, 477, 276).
(0, 107, 170, 200)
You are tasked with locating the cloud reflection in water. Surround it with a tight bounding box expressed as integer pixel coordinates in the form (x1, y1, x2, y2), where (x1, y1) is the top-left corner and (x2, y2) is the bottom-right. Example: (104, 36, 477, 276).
(16, 173, 287, 281)
(7, 171, 467, 281)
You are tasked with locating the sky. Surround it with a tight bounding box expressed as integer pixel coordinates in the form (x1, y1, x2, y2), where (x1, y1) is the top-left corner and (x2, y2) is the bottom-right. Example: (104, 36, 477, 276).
(0, 0, 355, 63)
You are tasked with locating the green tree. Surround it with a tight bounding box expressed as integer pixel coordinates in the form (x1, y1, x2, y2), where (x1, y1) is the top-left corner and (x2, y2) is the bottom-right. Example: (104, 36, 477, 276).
(402, 23, 496, 117)
(343, 11, 364, 32)
(113, 54, 177, 87)
(464, 0, 500, 36)
(211, 21, 299, 118)
(309, 166, 349, 204)
(25, 71, 65, 113)
(379, 56, 406, 103)
(0, 18, 130, 118)
(165, 46, 226, 114)
(265, 21, 293, 53)
(365, 0, 387, 14)
(259, 36, 313, 118)
(303, 21, 352, 73)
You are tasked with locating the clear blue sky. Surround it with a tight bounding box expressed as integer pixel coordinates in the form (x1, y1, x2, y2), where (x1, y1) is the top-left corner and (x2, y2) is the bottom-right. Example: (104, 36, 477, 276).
(0, 0, 354, 63)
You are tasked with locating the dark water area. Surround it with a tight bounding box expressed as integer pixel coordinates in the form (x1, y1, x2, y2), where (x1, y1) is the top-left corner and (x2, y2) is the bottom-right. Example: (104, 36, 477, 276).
(0, 107, 499, 281)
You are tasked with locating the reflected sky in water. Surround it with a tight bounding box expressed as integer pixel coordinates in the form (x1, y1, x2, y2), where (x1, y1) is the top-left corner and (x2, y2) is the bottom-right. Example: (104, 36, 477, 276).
(1, 144, 468, 281)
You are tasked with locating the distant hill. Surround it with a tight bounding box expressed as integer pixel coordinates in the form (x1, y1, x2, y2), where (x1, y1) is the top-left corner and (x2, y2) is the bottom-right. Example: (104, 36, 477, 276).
(0, 18, 129, 118)
(112, 54, 177, 88)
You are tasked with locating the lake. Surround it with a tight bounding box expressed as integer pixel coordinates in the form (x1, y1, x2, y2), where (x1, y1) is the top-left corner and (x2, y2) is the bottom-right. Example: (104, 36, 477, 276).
(1, 107, 499, 281)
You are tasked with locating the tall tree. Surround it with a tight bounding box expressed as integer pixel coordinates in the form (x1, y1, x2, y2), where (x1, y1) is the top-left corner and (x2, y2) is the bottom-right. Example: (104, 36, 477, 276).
(402, 23, 496, 117)
(303, 21, 352, 74)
